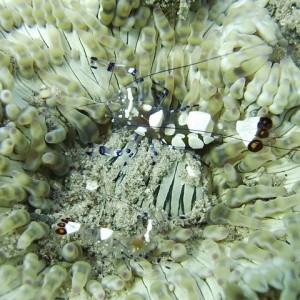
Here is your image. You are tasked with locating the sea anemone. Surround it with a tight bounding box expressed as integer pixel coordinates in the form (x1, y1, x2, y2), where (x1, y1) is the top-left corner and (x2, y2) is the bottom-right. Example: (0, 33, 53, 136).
(1, 0, 300, 299)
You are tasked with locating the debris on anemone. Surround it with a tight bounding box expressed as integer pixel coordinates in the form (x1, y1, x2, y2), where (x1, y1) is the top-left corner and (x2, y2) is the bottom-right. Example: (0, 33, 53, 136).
(0, 0, 300, 299)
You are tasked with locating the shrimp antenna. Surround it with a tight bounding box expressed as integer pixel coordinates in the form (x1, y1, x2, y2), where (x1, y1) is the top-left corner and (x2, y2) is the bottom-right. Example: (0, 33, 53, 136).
(128, 38, 284, 86)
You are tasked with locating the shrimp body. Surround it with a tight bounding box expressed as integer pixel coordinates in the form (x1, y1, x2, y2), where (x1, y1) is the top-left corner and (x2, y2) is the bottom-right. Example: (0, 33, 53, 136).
(108, 83, 217, 150)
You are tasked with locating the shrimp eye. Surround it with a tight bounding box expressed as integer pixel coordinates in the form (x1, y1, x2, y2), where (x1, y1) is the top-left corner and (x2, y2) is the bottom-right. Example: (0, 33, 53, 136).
(257, 117, 272, 130)
(56, 228, 67, 235)
(248, 139, 263, 152)
(256, 129, 269, 138)
(57, 222, 66, 227)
